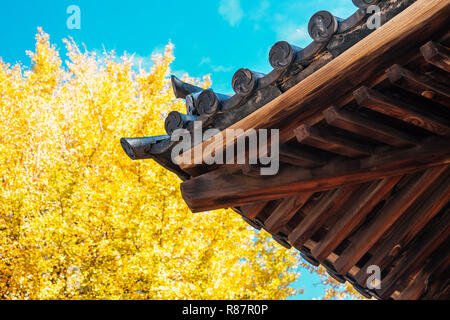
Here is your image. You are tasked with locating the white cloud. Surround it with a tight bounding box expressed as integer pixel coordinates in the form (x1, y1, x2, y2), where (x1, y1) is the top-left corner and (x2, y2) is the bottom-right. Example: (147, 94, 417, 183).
(219, 0, 244, 27)
(199, 56, 233, 73)
(199, 57, 212, 66)
(211, 65, 233, 73)
(273, 22, 310, 45)
(131, 43, 173, 71)
(132, 53, 154, 70)
(250, 0, 270, 30)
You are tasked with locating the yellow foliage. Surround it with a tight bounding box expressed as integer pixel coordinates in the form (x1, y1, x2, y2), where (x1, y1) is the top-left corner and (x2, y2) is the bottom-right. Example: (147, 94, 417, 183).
(303, 265, 368, 300)
(0, 29, 363, 300)
(0, 29, 304, 300)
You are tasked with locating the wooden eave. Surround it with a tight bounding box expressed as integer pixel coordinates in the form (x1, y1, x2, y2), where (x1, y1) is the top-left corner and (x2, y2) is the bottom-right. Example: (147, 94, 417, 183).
(121, 0, 450, 300)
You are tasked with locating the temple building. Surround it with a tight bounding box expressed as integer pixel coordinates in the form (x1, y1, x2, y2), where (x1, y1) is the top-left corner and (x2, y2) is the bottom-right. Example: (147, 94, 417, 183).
(121, 0, 450, 300)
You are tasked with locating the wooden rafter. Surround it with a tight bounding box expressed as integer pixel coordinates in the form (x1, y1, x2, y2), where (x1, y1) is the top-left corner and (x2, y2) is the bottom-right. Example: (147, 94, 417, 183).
(354, 170, 450, 285)
(354, 86, 450, 136)
(421, 41, 450, 73)
(311, 176, 402, 262)
(333, 166, 448, 275)
(176, 0, 450, 171)
(181, 138, 450, 212)
(323, 106, 418, 147)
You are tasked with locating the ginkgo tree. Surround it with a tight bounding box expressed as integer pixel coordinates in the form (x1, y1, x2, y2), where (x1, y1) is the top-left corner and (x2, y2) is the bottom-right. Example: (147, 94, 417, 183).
(0, 29, 363, 300)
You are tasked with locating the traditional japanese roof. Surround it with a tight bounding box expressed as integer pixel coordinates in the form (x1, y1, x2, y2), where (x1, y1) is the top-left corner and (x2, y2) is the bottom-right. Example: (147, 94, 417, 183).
(121, 0, 450, 300)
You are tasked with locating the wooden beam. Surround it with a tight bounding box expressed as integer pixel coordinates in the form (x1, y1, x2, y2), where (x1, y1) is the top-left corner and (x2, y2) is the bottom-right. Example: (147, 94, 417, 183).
(333, 165, 448, 275)
(355, 170, 450, 286)
(295, 125, 372, 158)
(386, 64, 450, 99)
(176, 0, 450, 171)
(264, 193, 314, 234)
(240, 202, 269, 220)
(279, 144, 326, 168)
(180, 138, 450, 212)
(377, 209, 450, 298)
(323, 106, 418, 147)
(420, 41, 450, 72)
(396, 267, 429, 300)
(419, 253, 450, 300)
(283, 191, 330, 235)
(311, 176, 402, 262)
(288, 185, 360, 249)
(354, 86, 450, 136)
(397, 253, 450, 300)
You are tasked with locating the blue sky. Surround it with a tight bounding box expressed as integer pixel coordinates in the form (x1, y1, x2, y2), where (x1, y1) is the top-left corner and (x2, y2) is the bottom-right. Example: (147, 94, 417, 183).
(0, 0, 358, 299)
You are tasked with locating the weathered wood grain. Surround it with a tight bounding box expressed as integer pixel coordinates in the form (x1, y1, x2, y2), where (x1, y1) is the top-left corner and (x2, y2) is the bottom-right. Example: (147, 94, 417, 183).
(377, 209, 450, 298)
(355, 170, 450, 286)
(240, 202, 269, 220)
(323, 106, 418, 147)
(333, 165, 448, 275)
(264, 193, 314, 234)
(279, 144, 327, 168)
(420, 41, 450, 72)
(354, 86, 450, 136)
(180, 138, 450, 212)
(288, 185, 360, 249)
(295, 125, 372, 158)
(312, 176, 402, 262)
(386, 64, 450, 101)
